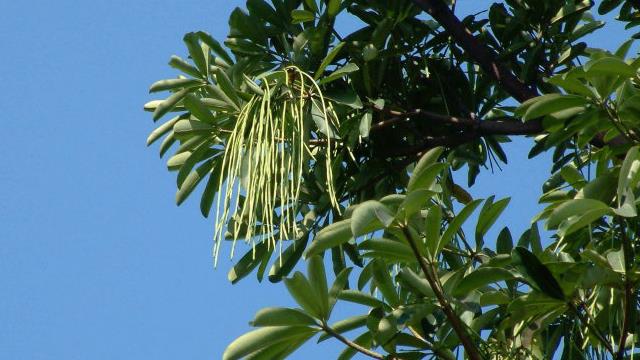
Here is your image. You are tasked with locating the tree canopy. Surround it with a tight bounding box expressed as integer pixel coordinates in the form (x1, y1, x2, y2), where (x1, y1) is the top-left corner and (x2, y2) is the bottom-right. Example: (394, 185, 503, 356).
(144, 0, 640, 358)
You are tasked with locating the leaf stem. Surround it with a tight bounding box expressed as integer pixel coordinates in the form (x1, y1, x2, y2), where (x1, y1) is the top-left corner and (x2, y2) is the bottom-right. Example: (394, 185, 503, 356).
(401, 226, 483, 360)
(320, 323, 385, 360)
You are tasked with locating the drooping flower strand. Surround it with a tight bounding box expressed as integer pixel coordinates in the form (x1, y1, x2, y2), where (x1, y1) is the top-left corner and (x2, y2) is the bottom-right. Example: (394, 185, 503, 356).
(212, 66, 340, 265)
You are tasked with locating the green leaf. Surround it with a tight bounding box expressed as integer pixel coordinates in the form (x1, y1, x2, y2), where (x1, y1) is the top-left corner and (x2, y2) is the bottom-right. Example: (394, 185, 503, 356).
(453, 267, 518, 297)
(359, 111, 372, 138)
(183, 32, 207, 75)
(398, 268, 434, 297)
(607, 248, 625, 273)
(284, 272, 324, 319)
(152, 88, 190, 121)
(183, 95, 217, 124)
(598, 0, 623, 14)
(440, 199, 483, 254)
(252, 307, 318, 327)
(371, 260, 400, 306)
(585, 56, 637, 77)
(407, 147, 444, 191)
(175, 158, 214, 205)
(168, 55, 202, 78)
(350, 200, 394, 237)
(223, 326, 316, 360)
(307, 255, 329, 317)
(547, 198, 611, 230)
(197, 31, 234, 66)
(269, 236, 308, 282)
(338, 289, 386, 308)
(558, 207, 611, 237)
(359, 238, 414, 263)
(618, 146, 640, 206)
(327, 0, 341, 17)
(314, 42, 345, 79)
(323, 87, 363, 109)
(214, 68, 242, 109)
(512, 247, 564, 300)
(318, 63, 359, 85)
(522, 94, 588, 121)
(199, 165, 220, 216)
(305, 219, 352, 257)
(476, 197, 510, 241)
(291, 9, 315, 23)
(496, 227, 513, 254)
(425, 205, 442, 257)
(227, 241, 269, 284)
(400, 189, 436, 217)
(328, 267, 352, 315)
(149, 78, 203, 93)
(147, 115, 181, 146)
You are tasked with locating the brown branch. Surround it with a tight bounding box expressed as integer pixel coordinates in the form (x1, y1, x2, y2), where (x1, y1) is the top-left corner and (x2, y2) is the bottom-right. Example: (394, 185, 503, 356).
(401, 226, 483, 360)
(321, 323, 386, 360)
(410, 0, 537, 103)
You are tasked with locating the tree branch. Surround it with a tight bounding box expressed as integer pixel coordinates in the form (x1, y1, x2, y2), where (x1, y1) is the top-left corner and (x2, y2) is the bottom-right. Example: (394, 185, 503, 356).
(401, 226, 483, 360)
(410, 0, 537, 103)
(321, 323, 386, 360)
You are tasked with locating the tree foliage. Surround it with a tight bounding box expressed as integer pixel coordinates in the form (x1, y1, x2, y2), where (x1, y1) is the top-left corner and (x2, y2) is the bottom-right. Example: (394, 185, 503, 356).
(144, 0, 640, 358)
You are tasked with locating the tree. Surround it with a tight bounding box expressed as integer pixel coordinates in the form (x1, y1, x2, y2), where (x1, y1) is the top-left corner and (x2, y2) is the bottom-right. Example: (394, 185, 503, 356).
(144, 0, 640, 358)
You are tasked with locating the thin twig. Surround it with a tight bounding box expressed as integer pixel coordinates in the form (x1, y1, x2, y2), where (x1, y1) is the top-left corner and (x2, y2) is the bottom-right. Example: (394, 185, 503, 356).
(321, 323, 386, 360)
(401, 226, 483, 360)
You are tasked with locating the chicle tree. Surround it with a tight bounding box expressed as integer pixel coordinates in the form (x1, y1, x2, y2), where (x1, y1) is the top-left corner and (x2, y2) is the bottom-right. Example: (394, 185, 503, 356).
(144, 0, 640, 358)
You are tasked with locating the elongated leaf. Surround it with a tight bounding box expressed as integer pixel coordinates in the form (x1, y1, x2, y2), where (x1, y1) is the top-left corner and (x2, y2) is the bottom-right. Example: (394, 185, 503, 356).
(307, 255, 329, 317)
(149, 78, 203, 93)
(453, 267, 518, 297)
(284, 272, 324, 319)
(372, 260, 400, 306)
(305, 219, 352, 257)
(359, 238, 414, 263)
(425, 205, 442, 257)
(408, 147, 444, 190)
(269, 236, 308, 282)
(521, 94, 588, 121)
(585, 56, 636, 77)
(547, 198, 610, 229)
(176, 158, 214, 205)
(252, 307, 318, 327)
(328, 267, 352, 315)
(227, 241, 269, 284)
(214, 68, 241, 108)
(291, 9, 315, 23)
(318, 63, 359, 85)
(183, 32, 207, 75)
(440, 199, 483, 254)
(476, 197, 510, 246)
(398, 268, 434, 297)
(183, 95, 217, 124)
(223, 326, 316, 360)
(558, 207, 612, 237)
(338, 290, 386, 308)
(512, 247, 564, 300)
(496, 227, 513, 254)
(147, 115, 180, 146)
(618, 146, 640, 206)
(314, 42, 345, 79)
(153, 88, 190, 121)
(197, 31, 234, 65)
(350, 200, 394, 237)
(168, 55, 202, 78)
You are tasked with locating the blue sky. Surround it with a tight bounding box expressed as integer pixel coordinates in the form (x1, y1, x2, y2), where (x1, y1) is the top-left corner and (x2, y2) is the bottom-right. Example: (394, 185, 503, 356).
(0, 1, 631, 359)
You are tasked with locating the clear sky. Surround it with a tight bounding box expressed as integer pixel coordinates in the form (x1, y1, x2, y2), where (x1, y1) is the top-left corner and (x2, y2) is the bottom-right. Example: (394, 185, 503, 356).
(0, 1, 630, 359)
